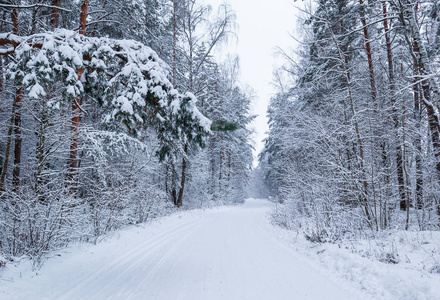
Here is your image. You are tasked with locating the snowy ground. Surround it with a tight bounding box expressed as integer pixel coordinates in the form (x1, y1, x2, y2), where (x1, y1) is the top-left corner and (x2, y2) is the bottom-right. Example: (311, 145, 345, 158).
(0, 199, 438, 299)
(270, 218, 440, 300)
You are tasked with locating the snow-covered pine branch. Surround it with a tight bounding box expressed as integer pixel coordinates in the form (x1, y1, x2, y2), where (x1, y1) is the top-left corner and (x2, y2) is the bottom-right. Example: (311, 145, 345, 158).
(5, 29, 211, 154)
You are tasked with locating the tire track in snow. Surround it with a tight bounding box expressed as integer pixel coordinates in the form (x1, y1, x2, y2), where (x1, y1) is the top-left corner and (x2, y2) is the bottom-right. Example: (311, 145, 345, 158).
(112, 217, 211, 299)
(59, 216, 206, 299)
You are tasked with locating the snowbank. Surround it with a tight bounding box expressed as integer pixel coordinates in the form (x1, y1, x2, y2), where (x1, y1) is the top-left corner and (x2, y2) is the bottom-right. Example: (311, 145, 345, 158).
(268, 211, 440, 300)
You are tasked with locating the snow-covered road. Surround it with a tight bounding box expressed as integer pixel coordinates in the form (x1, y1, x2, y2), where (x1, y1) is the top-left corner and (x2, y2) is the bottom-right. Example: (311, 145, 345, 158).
(1, 199, 365, 300)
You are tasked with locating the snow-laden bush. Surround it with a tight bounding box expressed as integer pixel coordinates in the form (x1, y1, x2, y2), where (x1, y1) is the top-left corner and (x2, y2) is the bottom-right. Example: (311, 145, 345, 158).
(78, 129, 175, 243)
(271, 193, 371, 244)
(0, 187, 86, 269)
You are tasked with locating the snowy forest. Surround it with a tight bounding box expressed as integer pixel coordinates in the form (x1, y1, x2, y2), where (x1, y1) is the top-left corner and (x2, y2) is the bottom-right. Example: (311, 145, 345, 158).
(0, 0, 254, 265)
(1, 0, 440, 299)
(262, 0, 440, 238)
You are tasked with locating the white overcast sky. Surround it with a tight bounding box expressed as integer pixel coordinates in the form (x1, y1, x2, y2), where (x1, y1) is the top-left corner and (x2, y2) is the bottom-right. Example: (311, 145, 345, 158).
(208, 0, 299, 165)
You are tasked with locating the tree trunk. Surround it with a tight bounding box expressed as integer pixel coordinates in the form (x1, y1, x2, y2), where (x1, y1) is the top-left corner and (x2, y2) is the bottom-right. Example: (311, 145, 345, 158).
(0, 101, 17, 192)
(68, 0, 88, 189)
(51, 0, 60, 29)
(381, 143, 390, 229)
(227, 149, 231, 189)
(0, 11, 3, 110)
(422, 80, 440, 174)
(219, 132, 224, 195)
(12, 6, 18, 35)
(172, 0, 177, 87)
(79, 0, 88, 35)
(30, 5, 40, 34)
(176, 143, 188, 208)
(210, 136, 216, 195)
(360, 0, 377, 103)
(68, 70, 83, 185)
(360, 0, 379, 228)
(172, 188, 177, 206)
(12, 88, 23, 190)
(11, 8, 22, 191)
(411, 40, 423, 210)
(35, 103, 48, 198)
(382, 1, 408, 211)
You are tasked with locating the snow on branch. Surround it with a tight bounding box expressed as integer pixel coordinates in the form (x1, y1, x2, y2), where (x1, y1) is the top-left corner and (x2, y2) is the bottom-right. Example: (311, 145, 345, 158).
(6, 29, 211, 155)
(0, 3, 71, 12)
